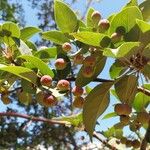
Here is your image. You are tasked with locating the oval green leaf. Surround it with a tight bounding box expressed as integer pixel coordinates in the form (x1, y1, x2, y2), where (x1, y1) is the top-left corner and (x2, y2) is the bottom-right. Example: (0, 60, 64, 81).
(83, 82, 113, 138)
(54, 0, 78, 33)
(109, 6, 143, 35)
(71, 32, 110, 47)
(20, 27, 41, 41)
(42, 30, 70, 45)
(18, 55, 54, 77)
(115, 75, 138, 104)
(0, 65, 37, 84)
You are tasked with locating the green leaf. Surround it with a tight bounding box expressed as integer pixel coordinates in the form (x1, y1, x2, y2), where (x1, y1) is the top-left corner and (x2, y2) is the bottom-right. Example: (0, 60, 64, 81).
(20, 27, 41, 40)
(85, 86, 92, 94)
(18, 91, 32, 105)
(54, 0, 78, 33)
(34, 47, 57, 60)
(1, 22, 20, 46)
(109, 60, 127, 79)
(142, 64, 150, 79)
(71, 32, 110, 47)
(110, 89, 120, 101)
(139, 0, 150, 21)
(0, 65, 37, 84)
(19, 40, 32, 55)
(104, 42, 140, 58)
(42, 30, 70, 45)
(2, 22, 20, 38)
(21, 79, 36, 94)
(86, 7, 95, 28)
(115, 75, 138, 104)
(109, 6, 143, 35)
(133, 92, 150, 112)
(76, 54, 106, 87)
(102, 112, 117, 120)
(136, 19, 150, 33)
(25, 41, 37, 51)
(18, 55, 54, 77)
(83, 82, 113, 138)
(53, 113, 83, 126)
(136, 19, 150, 45)
(125, 0, 138, 7)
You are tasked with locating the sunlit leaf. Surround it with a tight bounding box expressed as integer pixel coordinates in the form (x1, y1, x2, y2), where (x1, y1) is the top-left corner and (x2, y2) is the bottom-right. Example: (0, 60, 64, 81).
(18, 55, 54, 77)
(54, 0, 78, 33)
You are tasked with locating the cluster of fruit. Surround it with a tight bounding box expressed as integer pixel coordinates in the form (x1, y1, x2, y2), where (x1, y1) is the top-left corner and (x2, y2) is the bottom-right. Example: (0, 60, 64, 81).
(114, 103, 150, 148)
(37, 75, 85, 108)
(91, 10, 123, 43)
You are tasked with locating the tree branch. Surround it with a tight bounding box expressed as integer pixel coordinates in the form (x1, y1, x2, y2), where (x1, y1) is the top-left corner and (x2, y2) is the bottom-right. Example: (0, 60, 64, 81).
(93, 131, 118, 150)
(0, 112, 70, 125)
(137, 87, 150, 96)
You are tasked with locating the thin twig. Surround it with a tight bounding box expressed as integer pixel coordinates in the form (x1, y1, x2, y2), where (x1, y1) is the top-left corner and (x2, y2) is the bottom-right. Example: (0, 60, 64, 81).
(93, 131, 118, 150)
(0, 112, 70, 125)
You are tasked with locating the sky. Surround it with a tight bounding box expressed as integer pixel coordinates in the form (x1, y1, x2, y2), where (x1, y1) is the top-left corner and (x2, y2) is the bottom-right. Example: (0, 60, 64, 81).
(0, 0, 146, 148)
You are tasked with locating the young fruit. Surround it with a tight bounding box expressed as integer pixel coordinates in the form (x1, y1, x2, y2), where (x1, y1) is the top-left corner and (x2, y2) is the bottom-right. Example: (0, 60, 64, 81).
(73, 54, 84, 64)
(1, 94, 11, 105)
(83, 56, 96, 66)
(72, 86, 84, 97)
(91, 11, 101, 24)
(82, 66, 94, 78)
(126, 140, 132, 147)
(114, 103, 132, 116)
(120, 137, 127, 144)
(55, 58, 67, 70)
(136, 112, 150, 124)
(120, 115, 130, 125)
(57, 79, 70, 91)
(62, 42, 72, 52)
(98, 19, 110, 31)
(43, 94, 57, 107)
(132, 140, 140, 149)
(111, 32, 122, 43)
(73, 96, 84, 108)
(40, 75, 52, 87)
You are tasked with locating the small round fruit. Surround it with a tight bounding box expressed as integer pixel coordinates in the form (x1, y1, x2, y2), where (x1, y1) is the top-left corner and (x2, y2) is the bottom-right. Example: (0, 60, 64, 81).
(114, 103, 132, 116)
(83, 56, 96, 66)
(43, 94, 57, 107)
(40, 75, 52, 87)
(62, 42, 71, 52)
(82, 66, 94, 78)
(73, 96, 84, 108)
(126, 140, 132, 147)
(120, 137, 127, 144)
(57, 79, 70, 91)
(132, 140, 140, 149)
(136, 112, 150, 124)
(72, 86, 84, 96)
(111, 32, 122, 43)
(98, 19, 110, 31)
(73, 54, 84, 64)
(120, 115, 130, 125)
(1, 94, 11, 105)
(55, 58, 67, 70)
(91, 11, 101, 24)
